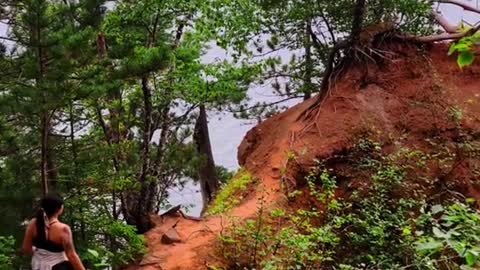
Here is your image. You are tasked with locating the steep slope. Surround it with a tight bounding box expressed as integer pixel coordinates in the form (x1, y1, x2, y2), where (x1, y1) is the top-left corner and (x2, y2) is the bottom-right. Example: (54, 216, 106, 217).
(128, 42, 480, 270)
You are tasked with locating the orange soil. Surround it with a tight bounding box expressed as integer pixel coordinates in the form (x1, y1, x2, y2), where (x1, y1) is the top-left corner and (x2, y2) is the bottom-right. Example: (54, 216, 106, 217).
(128, 42, 480, 270)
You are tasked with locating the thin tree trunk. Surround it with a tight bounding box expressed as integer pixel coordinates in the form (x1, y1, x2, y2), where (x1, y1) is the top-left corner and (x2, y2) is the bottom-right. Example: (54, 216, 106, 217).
(152, 20, 186, 173)
(69, 103, 86, 242)
(304, 18, 314, 100)
(315, 0, 366, 102)
(194, 104, 220, 215)
(139, 77, 153, 183)
(34, 2, 54, 196)
(350, 0, 367, 47)
(40, 112, 49, 195)
(122, 14, 162, 232)
(130, 76, 156, 233)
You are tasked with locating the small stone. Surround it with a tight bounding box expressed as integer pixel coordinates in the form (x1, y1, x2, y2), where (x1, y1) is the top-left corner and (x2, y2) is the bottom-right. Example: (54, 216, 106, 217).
(161, 228, 181, 244)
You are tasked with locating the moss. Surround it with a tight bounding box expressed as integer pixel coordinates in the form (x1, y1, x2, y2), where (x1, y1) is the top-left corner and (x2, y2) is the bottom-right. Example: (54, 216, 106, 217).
(208, 169, 254, 216)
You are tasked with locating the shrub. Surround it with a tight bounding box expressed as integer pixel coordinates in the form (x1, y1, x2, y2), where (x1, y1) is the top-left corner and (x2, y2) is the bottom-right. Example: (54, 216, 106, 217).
(0, 236, 15, 270)
(208, 169, 255, 215)
(415, 202, 480, 269)
(219, 137, 480, 269)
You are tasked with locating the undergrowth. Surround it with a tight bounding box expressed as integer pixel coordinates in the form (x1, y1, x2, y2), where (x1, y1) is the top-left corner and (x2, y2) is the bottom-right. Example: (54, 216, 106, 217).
(208, 169, 255, 215)
(0, 236, 15, 268)
(218, 134, 480, 270)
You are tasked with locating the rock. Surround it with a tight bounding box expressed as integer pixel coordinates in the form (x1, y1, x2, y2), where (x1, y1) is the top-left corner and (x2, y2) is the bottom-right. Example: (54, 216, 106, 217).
(161, 228, 181, 245)
(139, 255, 162, 266)
(237, 126, 260, 166)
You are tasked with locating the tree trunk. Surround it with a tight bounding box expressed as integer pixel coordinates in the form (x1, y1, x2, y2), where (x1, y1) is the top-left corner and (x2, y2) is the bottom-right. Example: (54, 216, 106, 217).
(304, 18, 314, 100)
(121, 17, 188, 233)
(34, 4, 57, 195)
(40, 112, 49, 195)
(124, 76, 156, 233)
(194, 104, 220, 215)
(350, 0, 367, 47)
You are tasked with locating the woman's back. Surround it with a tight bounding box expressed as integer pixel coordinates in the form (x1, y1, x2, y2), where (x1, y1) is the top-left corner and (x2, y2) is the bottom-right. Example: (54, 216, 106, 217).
(23, 194, 85, 270)
(32, 220, 66, 253)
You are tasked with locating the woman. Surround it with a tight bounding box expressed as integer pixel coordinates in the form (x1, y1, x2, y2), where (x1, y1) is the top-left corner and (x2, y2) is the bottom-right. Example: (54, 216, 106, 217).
(22, 194, 85, 270)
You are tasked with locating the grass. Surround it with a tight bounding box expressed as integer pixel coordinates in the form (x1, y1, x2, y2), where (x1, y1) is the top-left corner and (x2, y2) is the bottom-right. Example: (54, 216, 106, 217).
(207, 169, 254, 216)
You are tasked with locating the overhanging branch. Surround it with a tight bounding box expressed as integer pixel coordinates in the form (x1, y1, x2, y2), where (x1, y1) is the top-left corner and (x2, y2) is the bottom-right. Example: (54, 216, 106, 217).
(397, 24, 480, 43)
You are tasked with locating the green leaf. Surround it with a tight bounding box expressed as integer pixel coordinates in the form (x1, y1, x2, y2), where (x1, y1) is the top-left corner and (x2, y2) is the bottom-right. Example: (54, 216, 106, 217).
(432, 227, 448, 239)
(466, 252, 477, 266)
(448, 43, 458, 55)
(416, 240, 443, 252)
(87, 249, 100, 258)
(466, 198, 476, 205)
(402, 227, 412, 236)
(431, 204, 444, 214)
(452, 43, 471, 53)
(458, 51, 475, 69)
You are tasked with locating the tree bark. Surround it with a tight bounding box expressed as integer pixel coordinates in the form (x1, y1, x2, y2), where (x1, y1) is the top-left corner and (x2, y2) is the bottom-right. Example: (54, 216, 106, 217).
(194, 104, 220, 215)
(350, 0, 367, 47)
(139, 77, 153, 184)
(33, 2, 57, 195)
(40, 112, 49, 195)
(304, 18, 314, 100)
(128, 76, 156, 233)
(69, 103, 86, 242)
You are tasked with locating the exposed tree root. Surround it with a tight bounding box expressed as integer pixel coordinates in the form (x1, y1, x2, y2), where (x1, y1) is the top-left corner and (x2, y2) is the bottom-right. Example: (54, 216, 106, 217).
(297, 0, 480, 137)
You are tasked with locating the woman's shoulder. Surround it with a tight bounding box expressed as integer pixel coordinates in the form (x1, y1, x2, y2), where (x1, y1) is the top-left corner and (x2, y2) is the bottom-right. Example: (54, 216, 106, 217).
(51, 220, 70, 230)
(27, 218, 36, 229)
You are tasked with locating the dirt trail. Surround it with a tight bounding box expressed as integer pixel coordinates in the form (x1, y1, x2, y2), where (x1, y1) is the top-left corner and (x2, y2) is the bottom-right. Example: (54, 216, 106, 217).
(128, 42, 480, 270)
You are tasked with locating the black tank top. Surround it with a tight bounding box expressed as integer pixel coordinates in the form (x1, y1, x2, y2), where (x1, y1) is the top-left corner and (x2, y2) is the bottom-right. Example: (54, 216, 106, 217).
(33, 221, 65, 253)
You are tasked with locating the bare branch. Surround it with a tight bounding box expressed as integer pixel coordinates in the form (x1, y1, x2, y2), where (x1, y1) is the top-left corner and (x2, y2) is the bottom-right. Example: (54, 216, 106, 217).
(397, 24, 480, 42)
(320, 12, 336, 45)
(228, 96, 301, 113)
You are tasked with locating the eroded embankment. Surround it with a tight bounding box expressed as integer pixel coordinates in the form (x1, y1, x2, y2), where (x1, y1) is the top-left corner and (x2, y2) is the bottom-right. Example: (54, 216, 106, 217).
(129, 42, 480, 270)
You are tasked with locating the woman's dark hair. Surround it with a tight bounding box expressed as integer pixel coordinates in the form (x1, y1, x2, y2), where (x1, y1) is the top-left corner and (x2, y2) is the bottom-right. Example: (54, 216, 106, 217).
(35, 194, 64, 242)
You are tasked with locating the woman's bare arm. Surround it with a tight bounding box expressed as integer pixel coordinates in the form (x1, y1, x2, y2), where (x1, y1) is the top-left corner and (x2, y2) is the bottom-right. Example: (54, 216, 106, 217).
(62, 225, 86, 270)
(21, 219, 35, 256)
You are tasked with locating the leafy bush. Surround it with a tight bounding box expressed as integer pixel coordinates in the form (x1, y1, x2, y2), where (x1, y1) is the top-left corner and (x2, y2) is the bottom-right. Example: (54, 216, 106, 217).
(449, 32, 480, 69)
(77, 218, 146, 269)
(415, 202, 480, 269)
(0, 236, 15, 269)
(219, 137, 480, 269)
(208, 169, 254, 215)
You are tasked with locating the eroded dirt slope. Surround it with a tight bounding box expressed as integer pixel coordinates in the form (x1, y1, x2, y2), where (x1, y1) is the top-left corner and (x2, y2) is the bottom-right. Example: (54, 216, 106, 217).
(128, 42, 480, 270)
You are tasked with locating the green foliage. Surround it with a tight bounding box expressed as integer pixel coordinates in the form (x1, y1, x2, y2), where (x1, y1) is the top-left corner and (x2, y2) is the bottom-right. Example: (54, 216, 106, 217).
(449, 34, 480, 69)
(205, 0, 434, 119)
(79, 221, 146, 268)
(62, 190, 147, 269)
(415, 203, 480, 269)
(1, 0, 262, 264)
(216, 166, 235, 185)
(208, 169, 254, 215)
(0, 236, 15, 269)
(220, 137, 480, 269)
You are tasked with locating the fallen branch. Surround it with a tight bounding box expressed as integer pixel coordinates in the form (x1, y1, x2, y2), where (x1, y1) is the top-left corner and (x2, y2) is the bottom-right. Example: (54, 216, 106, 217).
(397, 24, 480, 43)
